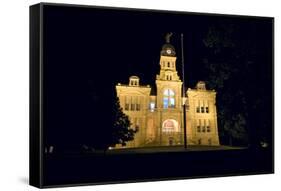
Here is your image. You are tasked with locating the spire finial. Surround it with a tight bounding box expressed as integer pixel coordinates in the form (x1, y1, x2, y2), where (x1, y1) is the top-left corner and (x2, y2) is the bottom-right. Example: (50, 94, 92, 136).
(165, 32, 173, 43)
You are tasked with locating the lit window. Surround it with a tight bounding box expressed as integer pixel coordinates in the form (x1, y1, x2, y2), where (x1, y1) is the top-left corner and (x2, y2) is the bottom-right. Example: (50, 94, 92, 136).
(163, 89, 175, 109)
(163, 97, 169, 108)
(170, 98, 175, 107)
(150, 102, 155, 111)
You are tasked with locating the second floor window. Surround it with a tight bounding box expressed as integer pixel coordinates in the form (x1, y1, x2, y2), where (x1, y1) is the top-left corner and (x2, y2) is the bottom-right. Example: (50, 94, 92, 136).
(136, 104, 140, 111)
(201, 107, 205, 113)
(131, 104, 135, 111)
(125, 103, 129, 111)
(163, 89, 175, 109)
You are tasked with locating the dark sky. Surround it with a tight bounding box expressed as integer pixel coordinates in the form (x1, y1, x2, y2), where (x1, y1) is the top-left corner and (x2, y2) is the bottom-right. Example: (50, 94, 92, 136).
(42, 4, 273, 147)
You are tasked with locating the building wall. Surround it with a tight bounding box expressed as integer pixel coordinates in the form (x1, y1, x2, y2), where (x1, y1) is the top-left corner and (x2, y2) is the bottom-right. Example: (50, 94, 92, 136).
(115, 80, 220, 148)
(187, 88, 220, 146)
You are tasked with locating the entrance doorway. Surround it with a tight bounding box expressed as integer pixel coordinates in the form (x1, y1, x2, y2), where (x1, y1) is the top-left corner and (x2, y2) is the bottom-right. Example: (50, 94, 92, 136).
(169, 137, 174, 146)
(162, 119, 180, 146)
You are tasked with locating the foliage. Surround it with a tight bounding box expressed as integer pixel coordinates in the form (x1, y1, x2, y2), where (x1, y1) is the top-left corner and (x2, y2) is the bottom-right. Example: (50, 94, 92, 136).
(202, 24, 254, 146)
(110, 96, 137, 147)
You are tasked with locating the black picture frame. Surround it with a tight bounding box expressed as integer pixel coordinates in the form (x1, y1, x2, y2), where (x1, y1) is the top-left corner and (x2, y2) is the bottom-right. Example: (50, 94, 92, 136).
(30, 2, 274, 188)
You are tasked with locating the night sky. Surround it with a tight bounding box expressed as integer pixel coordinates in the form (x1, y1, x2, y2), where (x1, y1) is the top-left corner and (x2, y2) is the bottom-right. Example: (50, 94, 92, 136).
(42, 4, 273, 149)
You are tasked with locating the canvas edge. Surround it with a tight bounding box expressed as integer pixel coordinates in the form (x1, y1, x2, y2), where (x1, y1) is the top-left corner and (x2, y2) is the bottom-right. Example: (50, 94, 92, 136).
(37, 2, 274, 20)
(29, 2, 275, 188)
(29, 3, 44, 188)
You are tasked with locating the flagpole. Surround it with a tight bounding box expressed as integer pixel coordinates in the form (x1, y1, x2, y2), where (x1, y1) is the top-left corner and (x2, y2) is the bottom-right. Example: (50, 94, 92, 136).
(181, 33, 188, 149)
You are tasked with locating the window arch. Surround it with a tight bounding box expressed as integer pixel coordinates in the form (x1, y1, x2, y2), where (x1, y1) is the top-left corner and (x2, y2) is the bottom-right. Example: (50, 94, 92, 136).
(163, 89, 175, 108)
(162, 119, 180, 133)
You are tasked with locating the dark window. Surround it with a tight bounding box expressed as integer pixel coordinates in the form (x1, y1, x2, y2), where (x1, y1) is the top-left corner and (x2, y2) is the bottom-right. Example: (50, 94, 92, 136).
(196, 107, 200, 113)
(206, 107, 209, 113)
(201, 107, 205, 113)
(125, 104, 129, 110)
(131, 104, 135, 111)
(136, 104, 140, 111)
(207, 126, 210, 132)
(197, 126, 201, 132)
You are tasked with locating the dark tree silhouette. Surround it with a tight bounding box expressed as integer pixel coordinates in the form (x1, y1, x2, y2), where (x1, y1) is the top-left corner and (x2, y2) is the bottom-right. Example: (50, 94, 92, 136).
(202, 23, 262, 146)
(110, 96, 137, 147)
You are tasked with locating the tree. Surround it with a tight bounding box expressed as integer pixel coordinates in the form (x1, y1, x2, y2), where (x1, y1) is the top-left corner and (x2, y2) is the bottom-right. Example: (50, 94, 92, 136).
(110, 96, 137, 147)
(202, 21, 273, 148)
(202, 24, 250, 146)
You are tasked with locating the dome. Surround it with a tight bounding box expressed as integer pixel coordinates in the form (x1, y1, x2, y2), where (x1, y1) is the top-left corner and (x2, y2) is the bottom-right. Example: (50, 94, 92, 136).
(129, 76, 139, 80)
(196, 81, 206, 90)
(160, 43, 176, 56)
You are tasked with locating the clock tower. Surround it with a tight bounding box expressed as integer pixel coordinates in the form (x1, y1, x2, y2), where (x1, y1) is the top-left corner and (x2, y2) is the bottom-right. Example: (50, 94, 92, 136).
(156, 33, 182, 109)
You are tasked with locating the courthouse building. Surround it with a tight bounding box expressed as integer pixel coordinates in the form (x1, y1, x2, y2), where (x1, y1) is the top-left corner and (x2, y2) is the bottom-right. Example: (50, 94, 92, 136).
(115, 34, 220, 148)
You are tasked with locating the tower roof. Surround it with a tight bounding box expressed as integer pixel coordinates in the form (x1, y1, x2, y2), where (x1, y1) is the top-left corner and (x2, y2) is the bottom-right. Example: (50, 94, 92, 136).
(160, 33, 176, 56)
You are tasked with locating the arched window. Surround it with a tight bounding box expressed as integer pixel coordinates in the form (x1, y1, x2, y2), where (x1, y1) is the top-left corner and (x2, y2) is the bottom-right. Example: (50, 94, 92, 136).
(162, 119, 180, 133)
(163, 89, 175, 108)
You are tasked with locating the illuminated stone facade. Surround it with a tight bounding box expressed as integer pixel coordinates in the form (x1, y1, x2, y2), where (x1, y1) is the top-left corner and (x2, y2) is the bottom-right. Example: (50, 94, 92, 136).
(115, 36, 220, 148)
